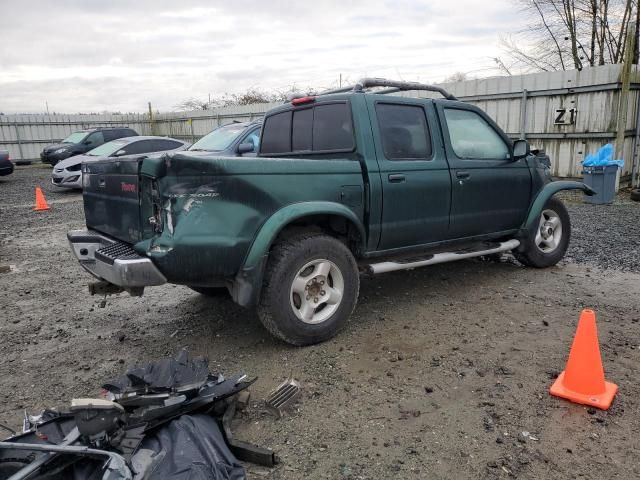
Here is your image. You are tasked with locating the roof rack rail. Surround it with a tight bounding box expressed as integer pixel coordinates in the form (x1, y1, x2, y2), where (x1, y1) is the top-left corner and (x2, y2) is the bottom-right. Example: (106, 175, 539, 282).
(354, 78, 458, 100)
(317, 78, 458, 100)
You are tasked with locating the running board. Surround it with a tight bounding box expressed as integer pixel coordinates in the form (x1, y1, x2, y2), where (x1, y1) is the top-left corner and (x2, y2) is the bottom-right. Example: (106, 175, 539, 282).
(367, 239, 520, 274)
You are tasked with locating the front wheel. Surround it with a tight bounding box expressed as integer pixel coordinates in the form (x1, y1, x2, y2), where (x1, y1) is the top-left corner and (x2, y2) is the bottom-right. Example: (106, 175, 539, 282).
(514, 196, 570, 268)
(258, 233, 360, 346)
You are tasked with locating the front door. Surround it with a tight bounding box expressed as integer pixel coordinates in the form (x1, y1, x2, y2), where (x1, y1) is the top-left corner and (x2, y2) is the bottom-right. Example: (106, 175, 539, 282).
(437, 105, 532, 239)
(367, 97, 452, 250)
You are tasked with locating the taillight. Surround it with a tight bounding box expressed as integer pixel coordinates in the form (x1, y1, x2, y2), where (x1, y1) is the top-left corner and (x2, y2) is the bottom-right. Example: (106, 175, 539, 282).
(291, 96, 316, 106)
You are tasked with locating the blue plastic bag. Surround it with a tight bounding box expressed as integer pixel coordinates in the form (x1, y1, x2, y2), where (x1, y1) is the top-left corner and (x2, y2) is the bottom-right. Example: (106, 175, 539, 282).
(582, 143, 624, 168)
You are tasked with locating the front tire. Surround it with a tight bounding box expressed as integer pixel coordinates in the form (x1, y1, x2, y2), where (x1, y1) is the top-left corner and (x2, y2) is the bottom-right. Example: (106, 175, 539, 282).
(514, 196, 570, 268)
(258, 232, 360, 346)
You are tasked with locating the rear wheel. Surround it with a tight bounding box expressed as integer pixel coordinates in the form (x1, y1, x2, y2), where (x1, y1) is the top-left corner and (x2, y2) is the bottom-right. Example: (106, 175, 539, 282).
(514, 196, 570, 268)
(258, 233, 360, 346)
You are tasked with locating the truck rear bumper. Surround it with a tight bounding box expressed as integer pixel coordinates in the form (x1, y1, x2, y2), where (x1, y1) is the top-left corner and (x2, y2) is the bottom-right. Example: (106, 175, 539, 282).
(67, 229, 166, 288)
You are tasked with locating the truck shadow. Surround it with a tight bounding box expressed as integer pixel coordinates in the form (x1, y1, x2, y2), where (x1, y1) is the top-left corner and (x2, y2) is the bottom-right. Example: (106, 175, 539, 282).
(179, 257, 525, 349)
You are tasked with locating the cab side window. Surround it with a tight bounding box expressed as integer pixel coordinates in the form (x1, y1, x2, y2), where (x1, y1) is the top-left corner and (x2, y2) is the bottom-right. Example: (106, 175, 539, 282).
(375, 103, 432, 160)
(444, 108, 509, 160)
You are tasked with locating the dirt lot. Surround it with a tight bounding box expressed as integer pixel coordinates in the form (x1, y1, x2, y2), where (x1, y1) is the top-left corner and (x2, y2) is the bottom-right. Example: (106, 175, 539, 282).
(1, 165, 639, 479)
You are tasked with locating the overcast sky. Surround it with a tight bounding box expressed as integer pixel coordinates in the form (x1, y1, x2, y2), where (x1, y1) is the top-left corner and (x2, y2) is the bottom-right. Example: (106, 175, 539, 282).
(0, 0, 523, 113)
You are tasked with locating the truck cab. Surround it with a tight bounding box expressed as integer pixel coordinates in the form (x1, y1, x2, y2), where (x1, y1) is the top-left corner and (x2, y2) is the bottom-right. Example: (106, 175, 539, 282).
(68, 78, 594, 345)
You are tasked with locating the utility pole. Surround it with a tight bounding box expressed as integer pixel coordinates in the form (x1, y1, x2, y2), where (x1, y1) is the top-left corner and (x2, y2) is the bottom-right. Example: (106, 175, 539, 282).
(148, 102, 155, 136)
(614, 24, 636, 191)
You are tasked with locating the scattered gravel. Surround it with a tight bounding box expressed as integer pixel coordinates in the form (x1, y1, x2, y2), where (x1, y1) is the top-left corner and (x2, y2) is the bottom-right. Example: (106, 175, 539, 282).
(563, 192, 639, 273)
(2, 165, 640, 479)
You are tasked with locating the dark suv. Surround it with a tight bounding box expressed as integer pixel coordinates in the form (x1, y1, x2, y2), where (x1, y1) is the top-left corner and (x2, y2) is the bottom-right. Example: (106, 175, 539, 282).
(40, 127, 138, 165)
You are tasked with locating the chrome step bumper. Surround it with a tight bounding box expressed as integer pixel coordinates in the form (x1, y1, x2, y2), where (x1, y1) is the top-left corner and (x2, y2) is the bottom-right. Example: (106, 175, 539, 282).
(67, 229, 166, 288)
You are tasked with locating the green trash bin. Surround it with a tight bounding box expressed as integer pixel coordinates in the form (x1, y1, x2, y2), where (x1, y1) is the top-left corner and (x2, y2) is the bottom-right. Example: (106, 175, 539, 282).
(582, 165, 617, 204)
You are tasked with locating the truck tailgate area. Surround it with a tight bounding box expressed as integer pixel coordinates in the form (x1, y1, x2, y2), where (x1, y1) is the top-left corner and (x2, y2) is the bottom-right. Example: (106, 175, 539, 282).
(82, 157, 143, 244)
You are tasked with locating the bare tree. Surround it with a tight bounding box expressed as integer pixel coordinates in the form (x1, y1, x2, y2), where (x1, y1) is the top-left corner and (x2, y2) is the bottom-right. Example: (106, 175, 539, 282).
(174, 86, 311, 112)
(443, 71, 471, 82)
(497, 0, 638, 73)
(174, 98, 210, 111)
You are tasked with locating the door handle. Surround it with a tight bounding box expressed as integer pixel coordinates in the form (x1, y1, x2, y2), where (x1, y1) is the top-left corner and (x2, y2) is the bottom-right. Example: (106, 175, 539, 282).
(456, 171, 470, 179)
(388, 174, 406, 183)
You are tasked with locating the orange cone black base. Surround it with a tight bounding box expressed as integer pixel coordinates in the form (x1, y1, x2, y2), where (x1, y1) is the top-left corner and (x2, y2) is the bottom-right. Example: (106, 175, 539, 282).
(550, 309, 618, 410)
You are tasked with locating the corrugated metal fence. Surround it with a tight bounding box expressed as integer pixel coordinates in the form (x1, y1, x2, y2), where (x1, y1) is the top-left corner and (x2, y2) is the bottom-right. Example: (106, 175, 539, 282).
(1, 64, 638, 180)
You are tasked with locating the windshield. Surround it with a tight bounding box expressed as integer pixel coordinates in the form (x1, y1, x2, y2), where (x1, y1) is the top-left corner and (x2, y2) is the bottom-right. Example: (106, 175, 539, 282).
(62, 132, 89, 144)
(86, 139, 128, 157)
(189, 124, 247, 151)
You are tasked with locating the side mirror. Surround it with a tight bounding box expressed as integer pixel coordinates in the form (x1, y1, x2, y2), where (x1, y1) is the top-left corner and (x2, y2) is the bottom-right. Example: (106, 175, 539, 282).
(114, 150, 126, 157)
(83, 140, 92, 146)
(237, 143, 254, 155)
(512, 139, 530, 160)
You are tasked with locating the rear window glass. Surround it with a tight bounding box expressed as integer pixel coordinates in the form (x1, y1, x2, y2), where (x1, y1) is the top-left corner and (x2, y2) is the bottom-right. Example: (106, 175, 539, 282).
(260, 102, 354, 155)
(292, 108, 313, 151)
(375, 104, 432, 160)
(261, 111, 292, 154)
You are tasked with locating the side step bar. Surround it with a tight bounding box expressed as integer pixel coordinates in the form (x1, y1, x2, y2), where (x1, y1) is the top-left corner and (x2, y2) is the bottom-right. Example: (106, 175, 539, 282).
(367, 239, 520, 274)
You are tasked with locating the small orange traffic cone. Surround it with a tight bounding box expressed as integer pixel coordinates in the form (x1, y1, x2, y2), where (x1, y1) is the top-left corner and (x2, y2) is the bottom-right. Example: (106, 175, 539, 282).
(550, 309, 618, 410)
(33, 187, 50, 211)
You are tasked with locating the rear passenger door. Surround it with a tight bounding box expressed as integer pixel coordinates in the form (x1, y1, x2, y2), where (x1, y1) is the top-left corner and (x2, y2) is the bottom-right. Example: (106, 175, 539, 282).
(437, 105, 532, 238)
(367, 97, 452, 250)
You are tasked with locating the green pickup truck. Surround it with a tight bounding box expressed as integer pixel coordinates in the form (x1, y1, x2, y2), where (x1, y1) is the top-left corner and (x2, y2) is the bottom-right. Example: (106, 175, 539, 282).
(68, 78, 594, 345)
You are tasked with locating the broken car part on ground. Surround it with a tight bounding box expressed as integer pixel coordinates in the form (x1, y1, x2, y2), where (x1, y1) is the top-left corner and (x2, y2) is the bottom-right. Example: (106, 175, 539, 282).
(0, 351, 275, 480)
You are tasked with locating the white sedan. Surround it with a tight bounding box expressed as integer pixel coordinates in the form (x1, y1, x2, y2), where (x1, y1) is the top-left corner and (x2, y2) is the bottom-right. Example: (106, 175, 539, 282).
(51, 136, 189, 189)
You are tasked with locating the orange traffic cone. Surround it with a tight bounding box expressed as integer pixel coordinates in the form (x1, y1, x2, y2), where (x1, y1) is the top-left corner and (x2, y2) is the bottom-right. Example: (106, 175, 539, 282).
(550, 309, 618, 410)
(33, 187, 50, 211)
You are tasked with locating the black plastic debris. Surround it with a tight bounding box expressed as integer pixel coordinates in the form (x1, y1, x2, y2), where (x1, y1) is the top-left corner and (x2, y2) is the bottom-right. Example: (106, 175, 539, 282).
(0, 350, 273, 480)
(132, 414, 245, 480)
(103, 350, 210, 394)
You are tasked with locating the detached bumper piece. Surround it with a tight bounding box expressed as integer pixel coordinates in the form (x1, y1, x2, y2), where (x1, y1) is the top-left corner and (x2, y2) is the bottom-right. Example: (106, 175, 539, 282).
(0, 350, 273, 480)
(67, 229, 166, 294)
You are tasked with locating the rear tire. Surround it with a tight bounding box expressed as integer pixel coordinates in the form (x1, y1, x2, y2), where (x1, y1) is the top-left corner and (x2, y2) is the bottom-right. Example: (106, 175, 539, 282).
(258, 232, 360, 346)
(514, 196, 570, 268)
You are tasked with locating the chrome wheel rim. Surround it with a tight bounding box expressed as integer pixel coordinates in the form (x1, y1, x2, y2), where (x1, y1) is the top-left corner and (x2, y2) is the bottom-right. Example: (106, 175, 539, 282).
(290, 259, 344, 324)
(535, 209, 562, 253)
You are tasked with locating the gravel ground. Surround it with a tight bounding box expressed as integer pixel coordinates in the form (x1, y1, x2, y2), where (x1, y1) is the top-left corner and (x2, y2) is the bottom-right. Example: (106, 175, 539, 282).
(1, 165, 639, 479)
(564, 193, 640, 272)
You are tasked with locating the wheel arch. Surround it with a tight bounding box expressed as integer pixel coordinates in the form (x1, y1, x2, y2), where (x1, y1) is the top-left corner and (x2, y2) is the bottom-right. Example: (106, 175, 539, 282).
(521, 181, 593, 238)
(232, 202, 366, 307)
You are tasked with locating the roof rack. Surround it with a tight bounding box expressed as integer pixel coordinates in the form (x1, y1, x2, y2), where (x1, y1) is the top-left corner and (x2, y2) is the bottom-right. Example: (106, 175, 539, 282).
(317, 78, 458, 101)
